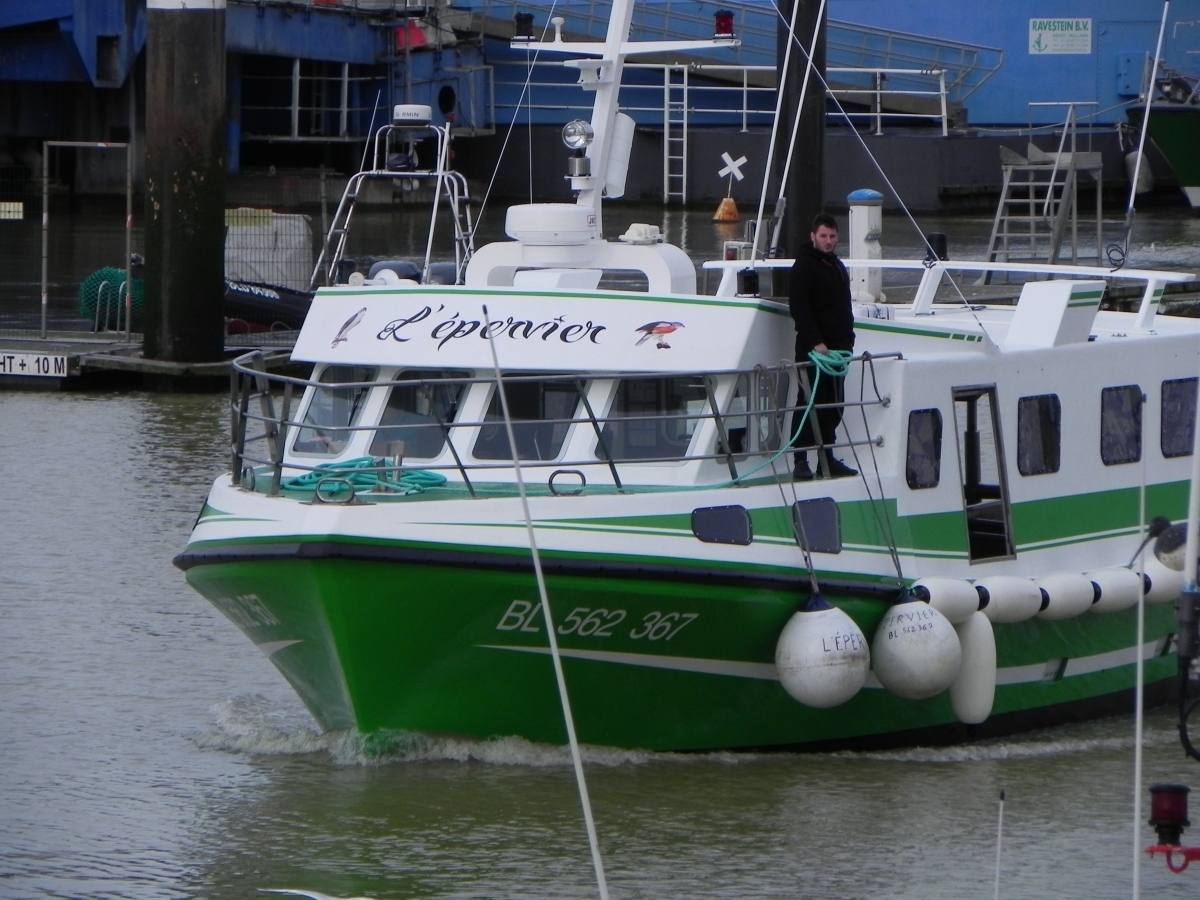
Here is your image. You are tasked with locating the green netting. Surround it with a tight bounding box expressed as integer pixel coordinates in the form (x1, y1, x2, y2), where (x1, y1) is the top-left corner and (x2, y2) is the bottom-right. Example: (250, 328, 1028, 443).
(78, 267, 144, 330)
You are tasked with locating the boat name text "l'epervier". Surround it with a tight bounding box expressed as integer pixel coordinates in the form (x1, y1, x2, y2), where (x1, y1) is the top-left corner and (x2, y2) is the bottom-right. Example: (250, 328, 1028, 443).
(377, 305, 607, 349)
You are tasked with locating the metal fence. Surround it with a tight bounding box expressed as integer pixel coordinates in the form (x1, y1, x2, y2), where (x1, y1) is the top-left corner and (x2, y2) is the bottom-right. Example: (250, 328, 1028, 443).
(0, 143, 141, 341)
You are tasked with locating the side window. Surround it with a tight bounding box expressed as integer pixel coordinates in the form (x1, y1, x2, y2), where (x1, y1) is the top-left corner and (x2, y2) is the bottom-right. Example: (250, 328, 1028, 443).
(1017, 394, 1061, 476)
(1100, 385, 1142, 466)
(473, 377, 580, 461)
(905, 408, 942, 489)
(599, 377, 708, 462)
(292, 365, 378, 456)
(720, 372, 790, 457)
(368, 369, 469, 459)
(1162, 377, 1197, 459)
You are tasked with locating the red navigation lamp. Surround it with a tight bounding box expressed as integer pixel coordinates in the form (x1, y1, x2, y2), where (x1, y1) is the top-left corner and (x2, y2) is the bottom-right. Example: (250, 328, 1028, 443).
(513, 12, 535, 42)
(714, 10, 735, 40)
(1150, 784, 1191, 845)
(1146, 784, 1200, 873)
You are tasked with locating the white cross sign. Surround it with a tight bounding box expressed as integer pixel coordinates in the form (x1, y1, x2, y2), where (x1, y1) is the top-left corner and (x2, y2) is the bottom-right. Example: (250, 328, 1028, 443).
(718, 152, 747, 181)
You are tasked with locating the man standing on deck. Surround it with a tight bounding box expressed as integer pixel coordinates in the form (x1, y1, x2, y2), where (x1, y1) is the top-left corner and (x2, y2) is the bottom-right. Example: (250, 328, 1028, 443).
(789, 213, 857, 480)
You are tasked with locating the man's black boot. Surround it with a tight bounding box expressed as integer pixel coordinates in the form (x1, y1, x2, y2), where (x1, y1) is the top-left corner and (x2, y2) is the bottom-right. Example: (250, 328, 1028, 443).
(823, 454, 858, 478)
(793, 455, 814, 480)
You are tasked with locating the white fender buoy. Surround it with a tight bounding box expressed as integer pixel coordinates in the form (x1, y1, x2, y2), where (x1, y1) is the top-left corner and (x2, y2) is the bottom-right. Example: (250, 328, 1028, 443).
(1035, 571, 1098, 620)
(950, 612, 996, 725)
(872, 596, 962, 700)
(775, 595, 870, 708)
(910, 577, 980, 625)
(975, 575, 1043, 624)
(1140, 553, 1185, 606)
(1087, 567, 1143, 613)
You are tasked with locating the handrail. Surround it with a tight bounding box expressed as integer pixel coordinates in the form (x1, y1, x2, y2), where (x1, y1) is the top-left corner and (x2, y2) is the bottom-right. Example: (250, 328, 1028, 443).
(491, 59, 951, 136)
(229, 352, 901, 495)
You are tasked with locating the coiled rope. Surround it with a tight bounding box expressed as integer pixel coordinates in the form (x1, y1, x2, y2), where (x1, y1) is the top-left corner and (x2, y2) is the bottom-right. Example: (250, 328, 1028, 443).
(281, 457, 447, 494)
(721, 348, 854, 485)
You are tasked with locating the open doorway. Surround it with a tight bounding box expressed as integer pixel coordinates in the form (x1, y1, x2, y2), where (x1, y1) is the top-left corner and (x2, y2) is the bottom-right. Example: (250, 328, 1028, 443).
(953, 385, 1014, 562)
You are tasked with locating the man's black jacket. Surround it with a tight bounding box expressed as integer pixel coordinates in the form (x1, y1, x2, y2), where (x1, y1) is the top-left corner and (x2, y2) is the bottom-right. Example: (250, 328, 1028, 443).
(788, 243, 855, 354)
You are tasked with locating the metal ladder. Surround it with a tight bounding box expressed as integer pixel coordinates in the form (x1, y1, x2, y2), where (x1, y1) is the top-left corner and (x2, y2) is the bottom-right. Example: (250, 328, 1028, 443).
(980, 104, 1103, 283)
(663, 65, 688, 204)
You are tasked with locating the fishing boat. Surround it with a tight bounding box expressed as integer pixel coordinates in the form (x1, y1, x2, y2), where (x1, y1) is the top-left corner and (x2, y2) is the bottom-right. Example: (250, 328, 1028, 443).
(1128, 66, 1200, 211)
(176, 2, 1200, 753)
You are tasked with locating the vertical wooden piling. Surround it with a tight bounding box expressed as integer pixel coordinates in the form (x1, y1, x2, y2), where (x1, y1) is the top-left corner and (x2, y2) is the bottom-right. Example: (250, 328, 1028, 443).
(143, 0, 227, 363)
(774, 0, 826, 253)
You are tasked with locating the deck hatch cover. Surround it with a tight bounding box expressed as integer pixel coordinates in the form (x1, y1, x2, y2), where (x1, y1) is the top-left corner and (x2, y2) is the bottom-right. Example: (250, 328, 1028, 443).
(691, 505, 753, 545)
(792, 498, 841, 554)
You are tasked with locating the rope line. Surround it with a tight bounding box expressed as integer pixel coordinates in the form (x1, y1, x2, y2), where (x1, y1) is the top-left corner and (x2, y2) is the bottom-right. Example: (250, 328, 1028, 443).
(480, 304, 611, 900)
(471, 3, 561, 243)
(281, 457, 448, 494)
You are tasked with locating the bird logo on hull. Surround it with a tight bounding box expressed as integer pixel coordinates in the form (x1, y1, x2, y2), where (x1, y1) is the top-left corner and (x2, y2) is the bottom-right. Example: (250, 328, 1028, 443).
(331, 307, 367, 347)
(635, 321, 684, 349)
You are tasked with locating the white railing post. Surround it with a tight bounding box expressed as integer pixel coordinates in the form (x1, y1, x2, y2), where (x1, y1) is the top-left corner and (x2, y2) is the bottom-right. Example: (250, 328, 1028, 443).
(291, 57, 300, 140)
(940, 69, 948, 136)
(662, 66, 670, 203)
(742, 67, 748, 133)
(682, 65, 689, 202)
(874, 70, 883, 135)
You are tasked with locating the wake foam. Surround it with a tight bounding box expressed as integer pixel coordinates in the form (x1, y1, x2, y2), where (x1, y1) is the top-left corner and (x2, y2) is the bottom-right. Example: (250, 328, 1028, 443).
(833, 715, 1181, 764)
(196, 696, 1178, 768)
(194, 694, 743, 768)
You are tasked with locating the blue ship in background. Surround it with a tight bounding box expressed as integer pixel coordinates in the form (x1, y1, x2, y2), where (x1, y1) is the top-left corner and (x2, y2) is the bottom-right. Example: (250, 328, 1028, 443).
(0, 0, 1197, 207)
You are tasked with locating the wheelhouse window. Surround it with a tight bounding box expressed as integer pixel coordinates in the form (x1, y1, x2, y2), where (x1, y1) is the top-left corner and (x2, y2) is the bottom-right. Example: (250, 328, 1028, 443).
(599, 377, 708, 462)
(1162, 377, 1197, 459)
(368, 369, 469, 459)
(291, 365, 378, 456)
(721, 372, 790, 456)
(1100, 385, 1142, 466)
(1017, 394, 1061, 476)
(472, 376, 580, 461)
(905, 408, 942, 489)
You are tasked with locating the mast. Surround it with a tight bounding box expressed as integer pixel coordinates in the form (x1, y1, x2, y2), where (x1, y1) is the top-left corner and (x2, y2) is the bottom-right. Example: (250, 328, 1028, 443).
(512, 4, 738, 237)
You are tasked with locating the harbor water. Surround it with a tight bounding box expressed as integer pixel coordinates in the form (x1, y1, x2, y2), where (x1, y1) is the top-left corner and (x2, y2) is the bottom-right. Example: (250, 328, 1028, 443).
(4, 205, 1200, 899)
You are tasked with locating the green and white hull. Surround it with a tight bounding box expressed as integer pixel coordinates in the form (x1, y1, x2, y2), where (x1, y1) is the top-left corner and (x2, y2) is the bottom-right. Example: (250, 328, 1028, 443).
(178, 451, 1184, 751)
(1130, 104, 1200, 210)
(176, 12, 1199, 750)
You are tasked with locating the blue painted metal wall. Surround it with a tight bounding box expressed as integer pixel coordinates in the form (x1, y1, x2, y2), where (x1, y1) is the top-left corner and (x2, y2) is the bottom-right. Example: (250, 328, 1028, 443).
(0, 0, 144, 86)
(833, 0, 1200, 125)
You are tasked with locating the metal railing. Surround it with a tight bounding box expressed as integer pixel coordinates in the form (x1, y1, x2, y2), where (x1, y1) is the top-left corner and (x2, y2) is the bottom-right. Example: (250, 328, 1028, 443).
(471, 0, 1001, 103)
(229, 351, 896, 497)
(311, 119, 475, 288)
(492, 60, 949, 131)
(239, 60, 388, 143)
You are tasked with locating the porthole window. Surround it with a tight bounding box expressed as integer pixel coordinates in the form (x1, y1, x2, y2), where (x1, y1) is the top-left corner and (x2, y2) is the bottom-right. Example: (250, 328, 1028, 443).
(1017, 394, 1061, 476)
(906, 408, 942, 489)
(1100, 385, 1142, 466)
(1162, 377, 1197, 459)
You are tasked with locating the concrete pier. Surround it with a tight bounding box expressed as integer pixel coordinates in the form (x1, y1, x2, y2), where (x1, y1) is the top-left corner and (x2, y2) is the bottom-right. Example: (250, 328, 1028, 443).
(142, 0, 227, 364)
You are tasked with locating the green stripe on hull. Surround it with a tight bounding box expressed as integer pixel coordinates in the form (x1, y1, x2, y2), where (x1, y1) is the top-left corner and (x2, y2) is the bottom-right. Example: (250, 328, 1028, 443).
(186, 557, 1176, 751)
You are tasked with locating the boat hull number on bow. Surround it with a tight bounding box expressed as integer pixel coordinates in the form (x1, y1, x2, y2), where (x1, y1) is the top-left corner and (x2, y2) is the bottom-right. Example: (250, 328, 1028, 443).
(495, 600, 697, 641)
